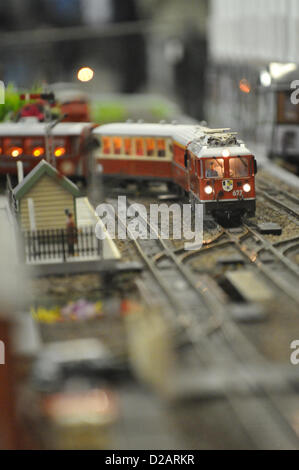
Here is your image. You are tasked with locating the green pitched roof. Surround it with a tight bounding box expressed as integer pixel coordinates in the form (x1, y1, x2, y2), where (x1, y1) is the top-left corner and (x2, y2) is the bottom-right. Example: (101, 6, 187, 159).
(13, 159, 81, 201)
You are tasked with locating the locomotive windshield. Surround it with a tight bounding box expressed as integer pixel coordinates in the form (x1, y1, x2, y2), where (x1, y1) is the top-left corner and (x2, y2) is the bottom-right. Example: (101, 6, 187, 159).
(229, 157, 249, 177)
(205, 158, 224, 178)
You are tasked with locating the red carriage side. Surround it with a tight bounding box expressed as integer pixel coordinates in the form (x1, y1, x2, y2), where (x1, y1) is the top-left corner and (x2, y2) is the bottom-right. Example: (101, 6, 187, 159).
(0, 122, 94, 180)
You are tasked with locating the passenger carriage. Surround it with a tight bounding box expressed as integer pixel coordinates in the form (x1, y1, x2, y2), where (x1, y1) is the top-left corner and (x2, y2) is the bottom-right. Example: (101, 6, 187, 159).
(0, 121, 93, 179)
(92, 123, 176, 183)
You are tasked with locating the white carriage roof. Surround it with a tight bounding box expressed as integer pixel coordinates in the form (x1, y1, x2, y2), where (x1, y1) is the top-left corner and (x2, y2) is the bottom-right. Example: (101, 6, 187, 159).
(93, 122, 201, 143)
(0, 122, 92, 137)
(93, 123, 252, 156)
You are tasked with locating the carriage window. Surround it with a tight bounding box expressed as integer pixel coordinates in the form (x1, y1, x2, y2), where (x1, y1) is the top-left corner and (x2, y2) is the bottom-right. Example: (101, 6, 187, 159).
(113, 137, 122, 155)
(146, 138, 155, 156)
(157, 139, 166, 157)
(204, 158, 224, 178)
(229, 157, 249, 177)
(102, 136, 111, 154)
(124, 138, 132, 155)
(135, 138, 144, 155)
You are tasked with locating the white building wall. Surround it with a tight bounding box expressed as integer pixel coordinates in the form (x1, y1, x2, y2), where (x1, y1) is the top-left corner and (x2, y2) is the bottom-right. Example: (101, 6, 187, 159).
(209, 0, 299, 63)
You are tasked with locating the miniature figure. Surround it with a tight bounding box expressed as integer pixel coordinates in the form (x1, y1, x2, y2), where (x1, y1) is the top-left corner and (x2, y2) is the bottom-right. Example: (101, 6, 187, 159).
(65, 210, 77, 256)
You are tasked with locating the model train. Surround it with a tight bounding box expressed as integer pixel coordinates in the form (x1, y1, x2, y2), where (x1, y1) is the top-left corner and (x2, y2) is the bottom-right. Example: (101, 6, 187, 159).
(0, 119, 257, 221)
(93, 123, 257, 220)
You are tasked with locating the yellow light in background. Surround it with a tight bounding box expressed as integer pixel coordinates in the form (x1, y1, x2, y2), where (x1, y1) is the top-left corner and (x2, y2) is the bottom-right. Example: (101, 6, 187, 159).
(77, 66, 94, 82)
(55, 147, 66, 157)
(33, 147, 44, 157)
(11, 147, 23, 157)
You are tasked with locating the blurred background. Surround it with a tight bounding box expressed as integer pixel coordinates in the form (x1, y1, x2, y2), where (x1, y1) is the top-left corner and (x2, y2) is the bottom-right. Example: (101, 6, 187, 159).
(1, 0, 299, 161)
(1, 0, 299, 140)
(0, 0, 208, 121)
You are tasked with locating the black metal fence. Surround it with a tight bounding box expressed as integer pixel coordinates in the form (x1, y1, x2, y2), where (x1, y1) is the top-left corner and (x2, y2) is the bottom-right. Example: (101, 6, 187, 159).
(22, 226, 102, 263)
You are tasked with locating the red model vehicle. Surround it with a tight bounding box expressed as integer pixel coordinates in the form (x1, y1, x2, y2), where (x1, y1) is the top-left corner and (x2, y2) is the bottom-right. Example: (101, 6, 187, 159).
(61, 99, 90, 123)
(0, 121, 93, 179)
(92, 123, 257, 220)
(92, 123, 174, 183)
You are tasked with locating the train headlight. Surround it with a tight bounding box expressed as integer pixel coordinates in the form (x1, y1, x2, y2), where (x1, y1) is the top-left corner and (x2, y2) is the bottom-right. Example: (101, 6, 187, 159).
(10, 147, 23, 158)
(55, 147, 66, 157)
(243, 183, 251, 193)
(33, 147, 45, 157)
(222, 149, 230, 157)
(204, 185, 213, 195)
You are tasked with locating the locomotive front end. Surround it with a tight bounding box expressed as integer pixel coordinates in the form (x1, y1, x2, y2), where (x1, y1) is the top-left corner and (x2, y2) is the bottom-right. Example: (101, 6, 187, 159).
(200, 149, 257, 222)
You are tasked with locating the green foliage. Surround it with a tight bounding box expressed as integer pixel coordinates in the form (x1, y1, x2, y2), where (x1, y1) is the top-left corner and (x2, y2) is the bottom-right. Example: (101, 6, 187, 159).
(91, 102, 127, 123)
(0, 83, 20, 121)
(150, 102, 170, 120)
(0, 83, 43, 122)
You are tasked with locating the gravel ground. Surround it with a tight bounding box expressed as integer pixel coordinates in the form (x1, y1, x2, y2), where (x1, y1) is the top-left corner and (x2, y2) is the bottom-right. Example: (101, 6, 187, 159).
(31, 273, 104, 300)
(253, 199, 299, 245)
(256, 170, 299, 198)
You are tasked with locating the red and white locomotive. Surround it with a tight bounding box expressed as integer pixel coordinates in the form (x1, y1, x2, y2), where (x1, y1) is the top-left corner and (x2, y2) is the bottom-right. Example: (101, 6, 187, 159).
(93, 123, 257, 220)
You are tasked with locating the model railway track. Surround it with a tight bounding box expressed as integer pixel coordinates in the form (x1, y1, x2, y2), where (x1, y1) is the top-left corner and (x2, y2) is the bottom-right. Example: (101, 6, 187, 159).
(220, 222, 299, 306)
(274, 235, 299, 250)
(244, 224, 299, 276)
(172, 228, 227, 261)
(107, 196, 299, 449)
(107, 198, 211, 326)
(257, 183, 299, 221)
(275, 236, 299, 260)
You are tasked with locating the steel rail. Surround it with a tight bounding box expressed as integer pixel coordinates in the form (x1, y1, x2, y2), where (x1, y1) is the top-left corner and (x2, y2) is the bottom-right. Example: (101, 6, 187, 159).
(120, 197, 299, 449)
